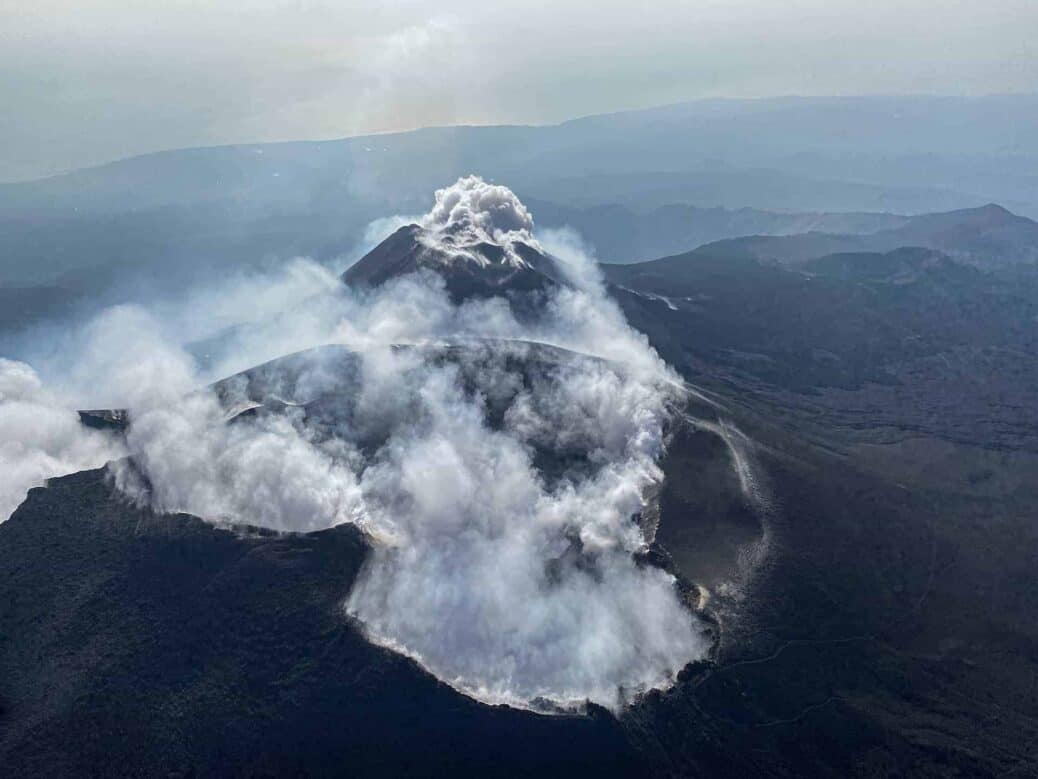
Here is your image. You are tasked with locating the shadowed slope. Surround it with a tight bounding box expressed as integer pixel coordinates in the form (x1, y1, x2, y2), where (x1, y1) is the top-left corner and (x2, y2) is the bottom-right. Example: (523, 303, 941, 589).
(0, 467, 637, 777)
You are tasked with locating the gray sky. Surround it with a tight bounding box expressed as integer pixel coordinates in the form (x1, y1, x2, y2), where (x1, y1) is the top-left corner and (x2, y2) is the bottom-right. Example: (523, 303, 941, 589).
(1, 0, 1036, 182)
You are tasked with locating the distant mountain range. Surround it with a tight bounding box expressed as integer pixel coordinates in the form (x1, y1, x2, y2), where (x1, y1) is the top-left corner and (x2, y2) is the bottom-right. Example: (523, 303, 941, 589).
(0, 94, 1035, 338)
(525, 199, 910, 263)
(4, 94, 1037, 216)
(687, 203, 1038, 270)
(1, 198, 1036, 355)
(0, 94, 1036, 356)
(529, 201, 1038, 267)
(605, 241, 1038, 440)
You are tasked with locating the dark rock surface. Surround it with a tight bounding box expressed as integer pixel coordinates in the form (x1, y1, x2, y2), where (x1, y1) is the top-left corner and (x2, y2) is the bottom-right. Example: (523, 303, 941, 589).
(0, 468, 638, 777)
(342, 224, 564, 305)
(606, 243, 1038, 449)
(4, 221, 1038, 775)
(5, 345, 1038, 775)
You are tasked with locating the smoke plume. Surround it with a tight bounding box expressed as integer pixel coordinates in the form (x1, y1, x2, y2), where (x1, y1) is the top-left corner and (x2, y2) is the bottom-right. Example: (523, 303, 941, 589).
(417, 175, 543, 268)
(0, 176, 706, 710)
(0, 358, 125, 521)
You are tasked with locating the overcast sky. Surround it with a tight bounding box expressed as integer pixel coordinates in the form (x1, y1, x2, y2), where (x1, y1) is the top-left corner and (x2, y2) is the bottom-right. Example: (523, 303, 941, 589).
(1, 0, 1036, 181)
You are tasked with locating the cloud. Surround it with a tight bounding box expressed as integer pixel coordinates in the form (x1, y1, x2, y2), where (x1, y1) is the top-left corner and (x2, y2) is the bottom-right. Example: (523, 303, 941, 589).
(418, 175, 543, 267)
(344, 343, 703, 708)
(0, 358, 125, 521)
(423, 175, 536, 242)
(114, 391, 368, 534)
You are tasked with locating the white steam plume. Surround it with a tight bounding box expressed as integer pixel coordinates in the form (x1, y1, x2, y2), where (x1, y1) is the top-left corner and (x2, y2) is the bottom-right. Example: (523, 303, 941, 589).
(417, 175, 543, 268)
(346, 344, 703, 707)
(1, 176, 707, 710)
(0, 358, 125, 521)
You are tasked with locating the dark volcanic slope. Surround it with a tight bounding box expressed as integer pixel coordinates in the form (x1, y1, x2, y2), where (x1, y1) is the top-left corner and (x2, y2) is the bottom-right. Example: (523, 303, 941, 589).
(0, 340, 758, 777)
(0, 468, 637, 778)
(605, 244, 1038, 450)
(5, 233, 1038, 775)
(2, 325, 1038, 775)
(5, 364, 1037, 776)
(342, 223, 563, 303)
(597, 244, 1038, 775)
(625, 396, 1038, 778)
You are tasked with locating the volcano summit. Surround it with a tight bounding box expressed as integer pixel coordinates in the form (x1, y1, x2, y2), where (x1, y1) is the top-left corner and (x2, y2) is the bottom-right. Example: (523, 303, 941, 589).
(344, 176, 567, 304)
(1, 177, 744, 716)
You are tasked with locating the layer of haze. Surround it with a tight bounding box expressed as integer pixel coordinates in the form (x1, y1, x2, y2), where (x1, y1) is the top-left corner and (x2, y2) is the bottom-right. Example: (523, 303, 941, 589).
(2, 0, 1036, 181)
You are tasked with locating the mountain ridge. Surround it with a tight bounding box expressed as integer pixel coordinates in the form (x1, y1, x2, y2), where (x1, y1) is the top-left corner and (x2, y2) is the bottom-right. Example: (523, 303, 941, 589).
(680, 203, 1038, 269)
(5, 94, 1037, 218)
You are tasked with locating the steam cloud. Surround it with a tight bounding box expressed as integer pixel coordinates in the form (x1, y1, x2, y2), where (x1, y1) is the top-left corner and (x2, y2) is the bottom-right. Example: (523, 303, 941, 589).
(345, 344, 702, 707)
(0, 358, 125, 521)
(417, 175, 543, 268)
(0, 176, 706, 710)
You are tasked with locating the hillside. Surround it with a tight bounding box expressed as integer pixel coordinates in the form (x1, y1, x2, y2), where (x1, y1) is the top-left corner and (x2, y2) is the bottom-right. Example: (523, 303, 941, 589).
(691, 204, 1038, 270)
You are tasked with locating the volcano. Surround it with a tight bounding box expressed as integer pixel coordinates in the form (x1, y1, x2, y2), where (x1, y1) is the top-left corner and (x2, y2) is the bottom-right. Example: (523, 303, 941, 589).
(6, 173, 1033, 777)
(343, 223, 566, 303)
(0, 333, 766, 775)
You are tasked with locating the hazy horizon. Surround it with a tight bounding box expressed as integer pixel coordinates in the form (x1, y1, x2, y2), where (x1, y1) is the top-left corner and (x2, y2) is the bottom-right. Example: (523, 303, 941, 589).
(3, 0, 1036, 181)
(1, 91, 1035, 185)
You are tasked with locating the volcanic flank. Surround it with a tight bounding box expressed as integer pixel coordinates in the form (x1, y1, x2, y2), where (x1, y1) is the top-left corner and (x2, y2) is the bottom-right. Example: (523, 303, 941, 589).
(0, 176, 759, 718)
(343, 223, 564, 301)
(4, 168, 1038, 775)
(343, 176, 567, 308)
